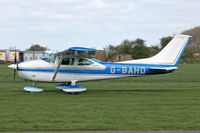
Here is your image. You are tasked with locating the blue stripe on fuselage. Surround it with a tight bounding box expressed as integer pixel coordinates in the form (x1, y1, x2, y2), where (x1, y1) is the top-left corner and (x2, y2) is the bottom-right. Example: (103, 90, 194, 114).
(18, 63, 175, 75)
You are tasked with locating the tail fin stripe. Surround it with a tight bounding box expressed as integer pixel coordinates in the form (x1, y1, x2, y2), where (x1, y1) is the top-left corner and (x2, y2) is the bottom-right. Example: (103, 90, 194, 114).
(174, 36, 191, 66)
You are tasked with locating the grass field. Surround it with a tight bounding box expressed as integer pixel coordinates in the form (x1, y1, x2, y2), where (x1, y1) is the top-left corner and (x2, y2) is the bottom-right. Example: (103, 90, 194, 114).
(0, 63, 200, 131)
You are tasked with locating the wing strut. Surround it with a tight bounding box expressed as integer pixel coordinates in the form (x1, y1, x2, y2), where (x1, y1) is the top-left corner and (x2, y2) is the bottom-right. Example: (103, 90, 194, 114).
(51, 53, 64, 81)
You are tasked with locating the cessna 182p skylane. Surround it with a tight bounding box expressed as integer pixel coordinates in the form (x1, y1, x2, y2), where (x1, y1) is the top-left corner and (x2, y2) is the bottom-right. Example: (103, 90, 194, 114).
(8, 35, 191, 94)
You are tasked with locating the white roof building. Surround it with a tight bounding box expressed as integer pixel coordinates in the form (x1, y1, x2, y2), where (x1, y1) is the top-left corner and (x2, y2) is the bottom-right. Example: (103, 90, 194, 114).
(23, 51, 47, 61)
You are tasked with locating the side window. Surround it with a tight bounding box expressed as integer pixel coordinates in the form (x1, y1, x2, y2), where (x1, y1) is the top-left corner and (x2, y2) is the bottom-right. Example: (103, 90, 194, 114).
(78, 59, 93, 66)
(62, 58, 74, 65)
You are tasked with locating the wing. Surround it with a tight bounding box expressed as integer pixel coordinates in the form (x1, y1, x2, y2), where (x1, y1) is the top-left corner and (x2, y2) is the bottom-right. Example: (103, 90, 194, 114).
(55, 47, 96, 58)
(68, 47, 96, 51)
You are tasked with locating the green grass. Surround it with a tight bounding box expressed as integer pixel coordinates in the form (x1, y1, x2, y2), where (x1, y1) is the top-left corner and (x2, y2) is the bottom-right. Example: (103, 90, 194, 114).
(0, 64, 200, 131)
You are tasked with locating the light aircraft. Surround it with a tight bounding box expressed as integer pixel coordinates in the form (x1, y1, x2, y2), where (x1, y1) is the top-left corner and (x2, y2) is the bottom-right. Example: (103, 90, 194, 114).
(8, 35, 191, 94)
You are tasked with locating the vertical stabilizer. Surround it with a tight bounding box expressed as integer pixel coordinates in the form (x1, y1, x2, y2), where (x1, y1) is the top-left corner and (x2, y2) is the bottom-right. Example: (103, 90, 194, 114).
(119, 35, 191, 66)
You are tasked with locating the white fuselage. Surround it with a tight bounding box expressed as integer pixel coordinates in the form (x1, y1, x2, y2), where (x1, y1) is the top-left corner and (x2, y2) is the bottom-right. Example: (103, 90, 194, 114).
(17, 59, 128, 83)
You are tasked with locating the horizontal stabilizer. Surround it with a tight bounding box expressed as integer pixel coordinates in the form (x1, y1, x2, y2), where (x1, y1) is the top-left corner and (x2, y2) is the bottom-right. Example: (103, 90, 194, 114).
(150, 67, 177, 71)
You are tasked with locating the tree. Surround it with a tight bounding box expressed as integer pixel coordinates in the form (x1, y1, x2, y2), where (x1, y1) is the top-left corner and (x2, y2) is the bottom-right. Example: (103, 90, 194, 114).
(26, 44, 48, 51)
(119, 40, 132, 54)
(130, 38, 151, 59)
(134, 38, 145, 46)
(104, 38, 152, 60)
(182, 26, 200, 52)
(104, 45, 118, 61)
(149, 45, 160, 57)
(182, 48, 195, 58)
(160, 36, 173, 48)
(131, 45, 151, 59)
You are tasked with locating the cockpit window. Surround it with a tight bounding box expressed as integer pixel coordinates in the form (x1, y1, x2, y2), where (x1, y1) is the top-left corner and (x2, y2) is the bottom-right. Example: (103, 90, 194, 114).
(78, 59, 93, 66)
(62, 58, 74, 65)
(41, 54, 55, 63)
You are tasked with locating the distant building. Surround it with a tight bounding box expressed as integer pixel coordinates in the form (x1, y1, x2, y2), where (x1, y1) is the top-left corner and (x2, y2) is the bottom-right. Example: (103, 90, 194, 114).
(0, 49, 22, 62)
(23, 51, 47, 61)
(95, 50, 107, 62)
(0, 49, 55, 62)
(194, 52, 200, 58)
(0, 49, 133, 63)
(0, 49, 7, 61)
(95, 50, 133, 62)
(7, 50, 20, 62)
(111, 54, 132, 62)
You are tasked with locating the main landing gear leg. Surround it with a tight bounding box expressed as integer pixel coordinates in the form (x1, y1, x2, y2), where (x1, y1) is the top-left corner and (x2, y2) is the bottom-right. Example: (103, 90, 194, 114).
(33, 82, 36, 86)
(56, 83, 69, 89)
(68, 80, 78, 95)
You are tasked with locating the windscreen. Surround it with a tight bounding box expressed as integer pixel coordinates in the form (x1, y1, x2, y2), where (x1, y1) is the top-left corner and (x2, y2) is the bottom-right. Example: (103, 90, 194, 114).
(41, 53, 55, 63)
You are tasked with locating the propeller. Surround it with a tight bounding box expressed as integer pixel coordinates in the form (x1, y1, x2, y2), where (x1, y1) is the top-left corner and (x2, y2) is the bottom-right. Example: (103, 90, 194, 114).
(13, 48, 17, 80)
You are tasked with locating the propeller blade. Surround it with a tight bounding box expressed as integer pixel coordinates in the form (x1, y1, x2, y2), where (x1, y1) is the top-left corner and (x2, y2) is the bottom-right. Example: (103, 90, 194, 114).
(14, 48, 17, 64)
(14, 69, 16, 80)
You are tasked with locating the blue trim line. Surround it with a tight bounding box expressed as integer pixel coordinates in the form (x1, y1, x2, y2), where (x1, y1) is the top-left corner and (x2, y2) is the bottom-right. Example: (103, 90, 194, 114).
(174, 36, 191, 66)
(19, 69, 55, 72)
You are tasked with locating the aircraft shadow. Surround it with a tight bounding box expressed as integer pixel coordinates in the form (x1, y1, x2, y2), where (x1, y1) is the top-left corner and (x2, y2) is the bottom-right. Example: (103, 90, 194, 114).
(12, 88, 197, 95)
(86, 89, 187, 93)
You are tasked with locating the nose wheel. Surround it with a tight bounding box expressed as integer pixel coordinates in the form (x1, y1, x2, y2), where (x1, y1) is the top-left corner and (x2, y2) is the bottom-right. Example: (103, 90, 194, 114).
(24, 82, 44, 92)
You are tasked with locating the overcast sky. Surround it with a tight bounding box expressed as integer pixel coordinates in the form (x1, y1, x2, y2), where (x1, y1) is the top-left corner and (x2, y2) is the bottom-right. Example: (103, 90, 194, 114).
(0, 0, 200, 51)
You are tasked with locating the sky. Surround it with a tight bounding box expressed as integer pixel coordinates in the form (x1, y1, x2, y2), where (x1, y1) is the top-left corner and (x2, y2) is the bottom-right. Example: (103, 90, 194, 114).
(0, 0, 200, 51)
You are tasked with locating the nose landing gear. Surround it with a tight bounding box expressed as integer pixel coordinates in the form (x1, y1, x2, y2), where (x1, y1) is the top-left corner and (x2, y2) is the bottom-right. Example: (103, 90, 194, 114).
(24, 82, 44, 92)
